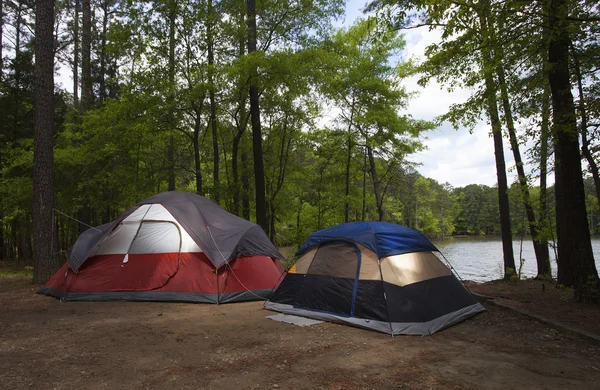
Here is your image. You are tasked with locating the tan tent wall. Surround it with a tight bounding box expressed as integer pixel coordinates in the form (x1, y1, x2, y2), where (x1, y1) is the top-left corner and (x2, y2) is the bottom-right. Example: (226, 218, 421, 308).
(380, 252, 452, 287)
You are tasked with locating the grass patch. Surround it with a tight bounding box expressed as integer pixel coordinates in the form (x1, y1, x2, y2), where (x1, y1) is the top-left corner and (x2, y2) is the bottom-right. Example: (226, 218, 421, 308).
(0, 261, 34, 279)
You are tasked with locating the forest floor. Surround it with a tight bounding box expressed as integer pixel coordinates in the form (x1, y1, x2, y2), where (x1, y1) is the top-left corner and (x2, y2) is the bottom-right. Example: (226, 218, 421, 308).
(1, 276, 600, 390)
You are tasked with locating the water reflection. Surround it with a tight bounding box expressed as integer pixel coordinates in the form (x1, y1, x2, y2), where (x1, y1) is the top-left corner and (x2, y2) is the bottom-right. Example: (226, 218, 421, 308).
(433, 236, 600, 282)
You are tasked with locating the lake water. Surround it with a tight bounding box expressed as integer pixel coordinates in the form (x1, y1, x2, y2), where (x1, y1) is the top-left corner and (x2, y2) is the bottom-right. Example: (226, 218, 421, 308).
(432, 236, 600, 282)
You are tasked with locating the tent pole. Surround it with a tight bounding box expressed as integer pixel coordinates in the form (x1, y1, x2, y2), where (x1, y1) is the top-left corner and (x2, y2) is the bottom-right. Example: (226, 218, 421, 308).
(216, 267, 220, 305)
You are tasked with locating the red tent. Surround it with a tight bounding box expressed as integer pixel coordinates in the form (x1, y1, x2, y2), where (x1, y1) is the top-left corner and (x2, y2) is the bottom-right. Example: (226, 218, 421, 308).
(39, 192, 285, 303)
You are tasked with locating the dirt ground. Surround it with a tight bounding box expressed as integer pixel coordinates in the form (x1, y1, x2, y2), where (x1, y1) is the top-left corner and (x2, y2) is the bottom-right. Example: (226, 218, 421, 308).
(1, 279, 600, 390)
(467, 279, 600, 336)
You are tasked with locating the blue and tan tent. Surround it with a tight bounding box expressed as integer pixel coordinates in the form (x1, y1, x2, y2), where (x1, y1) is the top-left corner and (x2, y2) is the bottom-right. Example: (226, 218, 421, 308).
(265, 222, 485, 335)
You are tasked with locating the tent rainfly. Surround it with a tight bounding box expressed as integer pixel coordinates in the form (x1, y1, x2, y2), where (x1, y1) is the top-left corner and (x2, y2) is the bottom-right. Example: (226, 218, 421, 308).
(265, 221, 485, 335)
(38, 191, 285, 303)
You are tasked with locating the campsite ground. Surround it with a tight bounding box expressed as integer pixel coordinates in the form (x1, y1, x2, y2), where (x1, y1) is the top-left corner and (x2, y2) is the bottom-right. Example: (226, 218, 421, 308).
(1, 277, 600, 390)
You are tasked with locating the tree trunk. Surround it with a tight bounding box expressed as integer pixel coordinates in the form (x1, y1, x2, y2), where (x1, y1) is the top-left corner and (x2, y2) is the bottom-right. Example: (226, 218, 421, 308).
(13, 1, 23, 130)
(296, 198, 303, 245)
(73, 0, 79, 108)
(167, 0, 176, 191)
(193, 109, 203, 195)
(81, 0, 92, 110)
(496, 62, 551, 278)
(207, 0, 219, 203)
(232, 21, 247, 216)
(572, 47, 600, 208)
(269, 201, 276, 241)
(344, 135, 352, 223)
(477, 6, 516, 278)
(539, 85, 550, 251)
(268, 119, 293, 241)
(246, 0, 267, 232)
(344, 99, 355, 223)
(18, 218, 32, 266)
(367, 144, 385, 221)
(548, 0, 599, 301)
(99, 0, 109, 102)
(241, 148, 251, 220)
(232, 131, 242, 215)
(361, 149, 367, 221)
(33, 0, 60, 284)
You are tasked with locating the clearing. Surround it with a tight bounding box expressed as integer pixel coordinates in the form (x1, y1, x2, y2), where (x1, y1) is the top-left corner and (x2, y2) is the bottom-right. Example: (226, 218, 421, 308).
(1, 278, 599, 389)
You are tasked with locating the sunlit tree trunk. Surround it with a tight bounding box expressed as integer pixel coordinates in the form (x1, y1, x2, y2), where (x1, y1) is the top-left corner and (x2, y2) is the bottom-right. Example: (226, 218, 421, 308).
(478, 5, 516, 278)
(495, 62, 551, 278)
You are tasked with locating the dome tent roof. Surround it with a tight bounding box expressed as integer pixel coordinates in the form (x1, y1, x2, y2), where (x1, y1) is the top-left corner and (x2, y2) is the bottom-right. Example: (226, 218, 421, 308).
(297, 221, 438, 258)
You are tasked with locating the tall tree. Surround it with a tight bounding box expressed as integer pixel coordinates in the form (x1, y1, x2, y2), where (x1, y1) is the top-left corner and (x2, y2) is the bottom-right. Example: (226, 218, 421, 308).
(478, 3, 515, 278)
(207, 0, 219, 203)
(495, 56, 551, 278)
(81, 0, 92, 109)
(538, 84, 551, 271)
(166, 0, 176, 191)
(546, 0, 599, 301)
(73, 0, 80, 108)
(572, 46, 600, 210)
(246, 0, 267, 230)
(33, 0, 60, 283)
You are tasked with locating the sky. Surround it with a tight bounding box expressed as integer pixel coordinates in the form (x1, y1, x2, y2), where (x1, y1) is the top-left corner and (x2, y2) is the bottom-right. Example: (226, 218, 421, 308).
(342, 1, 526, 189)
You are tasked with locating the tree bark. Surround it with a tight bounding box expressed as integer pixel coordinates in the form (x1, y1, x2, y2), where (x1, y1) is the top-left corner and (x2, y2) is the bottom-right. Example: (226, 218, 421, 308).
(241, 148, 251, 220)
(477, 6, 516, 278)
(367, 144, 385, 221)
(18, 218, 32, 265)
(572, 47, 600, 208)
(344, 135, 352, 223)
(73, 0, 79, 108)
(547, 0, 599, 301)
(344, 99, 356, 223)
(496, 62, 551, 278)
(539, 84, 551, 265)
(193, 108, 203, 195)
(99, 0, 109, 102)
(361, 149, 367, 221)
(81, 0, 92, 109)
(232, 14, 247, 216)
(246, 0, 267, 231)
(167, 0, 176, 191)
(207, 0, 219, 204)
(268, 118, 293, 240)
(13, 0, 23, 130)
(33, 0, 60, 284)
